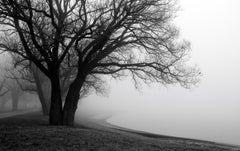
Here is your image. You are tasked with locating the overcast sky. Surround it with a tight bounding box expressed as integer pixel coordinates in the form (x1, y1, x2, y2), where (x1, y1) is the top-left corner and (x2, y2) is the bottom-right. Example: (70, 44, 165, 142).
(79, 0, 240, 145)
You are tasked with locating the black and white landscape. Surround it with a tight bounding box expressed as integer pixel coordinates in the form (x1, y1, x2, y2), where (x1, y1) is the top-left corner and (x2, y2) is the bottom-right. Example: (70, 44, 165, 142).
(0, 0, 239, 150)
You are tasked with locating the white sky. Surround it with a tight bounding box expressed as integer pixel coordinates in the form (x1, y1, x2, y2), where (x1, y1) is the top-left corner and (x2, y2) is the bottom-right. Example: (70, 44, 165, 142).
(77, 0, 240, 145)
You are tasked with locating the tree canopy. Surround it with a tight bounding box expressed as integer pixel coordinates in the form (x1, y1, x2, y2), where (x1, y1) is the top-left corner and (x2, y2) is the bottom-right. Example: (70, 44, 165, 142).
(0, 0, 200, 126)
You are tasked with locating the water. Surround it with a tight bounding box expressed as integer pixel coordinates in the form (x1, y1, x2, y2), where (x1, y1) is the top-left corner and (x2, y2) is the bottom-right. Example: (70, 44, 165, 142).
(107, 112, 240, 146)
(77, 79, 240, 146)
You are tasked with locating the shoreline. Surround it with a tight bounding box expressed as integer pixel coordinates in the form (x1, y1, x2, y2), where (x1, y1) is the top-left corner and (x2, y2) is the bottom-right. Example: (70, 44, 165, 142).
(106, 119, 240, 148)
(80, 114, 240, 148)
(0, 111, 239, 150)
(2, 110, 239, 148)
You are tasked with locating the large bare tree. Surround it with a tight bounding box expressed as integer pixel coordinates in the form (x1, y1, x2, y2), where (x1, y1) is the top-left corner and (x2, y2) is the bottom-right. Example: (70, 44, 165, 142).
(8, 54, 104, 115)
(0, 0, 200, 126)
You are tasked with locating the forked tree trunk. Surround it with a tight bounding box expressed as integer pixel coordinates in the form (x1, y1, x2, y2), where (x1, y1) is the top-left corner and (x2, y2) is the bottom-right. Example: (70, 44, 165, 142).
(63, 76, 85, 126)
(36, 84, 49, 115)
(34, 72, 49, 115)
(49, 72, 63, 125)
(31, 63, 50, 115)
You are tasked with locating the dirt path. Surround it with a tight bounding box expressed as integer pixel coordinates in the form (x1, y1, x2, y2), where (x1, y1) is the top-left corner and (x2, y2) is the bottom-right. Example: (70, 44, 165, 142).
(0, 108, 40, 119)
(76, 113, 240, 150)
(0, 111, 239, 150)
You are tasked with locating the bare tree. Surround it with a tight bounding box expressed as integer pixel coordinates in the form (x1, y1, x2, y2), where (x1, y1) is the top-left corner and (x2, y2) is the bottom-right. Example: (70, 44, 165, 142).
(0, 79, 8, 96)
(0, 79, 9, 110)
(8, 54, 104, 115)
(6, 57, 50, 114)
(0, 77, 22, 111)
(0, 0, 200, 126)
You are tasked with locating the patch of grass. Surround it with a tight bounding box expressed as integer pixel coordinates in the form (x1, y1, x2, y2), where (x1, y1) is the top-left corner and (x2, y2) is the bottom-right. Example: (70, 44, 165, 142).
(0, 112, 239, 151)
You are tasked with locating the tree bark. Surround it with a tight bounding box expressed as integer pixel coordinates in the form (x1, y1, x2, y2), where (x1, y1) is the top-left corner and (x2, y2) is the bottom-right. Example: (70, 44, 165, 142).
(36, 82, 49, 115)
(33, 70, 49, 115)
(62, 75, 85, 126)
(49, 71, 63, 125)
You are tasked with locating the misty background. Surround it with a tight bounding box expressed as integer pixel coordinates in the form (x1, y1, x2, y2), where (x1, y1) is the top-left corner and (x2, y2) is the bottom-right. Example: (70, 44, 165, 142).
(76, 0, 240, 145)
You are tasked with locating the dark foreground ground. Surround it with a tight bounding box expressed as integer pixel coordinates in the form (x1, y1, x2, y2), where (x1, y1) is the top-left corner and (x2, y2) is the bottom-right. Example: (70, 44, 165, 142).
(0, 111, 239, 151)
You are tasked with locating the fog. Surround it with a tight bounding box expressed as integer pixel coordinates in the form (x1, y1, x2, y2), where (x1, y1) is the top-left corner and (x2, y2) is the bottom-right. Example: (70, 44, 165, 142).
(76, 0, 240, 146)
(0, 54, 41, 112)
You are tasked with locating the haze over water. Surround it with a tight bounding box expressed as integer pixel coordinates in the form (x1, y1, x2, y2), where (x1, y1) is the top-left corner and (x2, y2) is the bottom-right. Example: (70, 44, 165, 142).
(77, 0, 240, 146)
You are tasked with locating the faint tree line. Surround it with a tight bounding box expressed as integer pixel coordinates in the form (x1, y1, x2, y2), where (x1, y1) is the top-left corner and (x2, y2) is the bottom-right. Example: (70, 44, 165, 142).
(0, 62, 38, 112)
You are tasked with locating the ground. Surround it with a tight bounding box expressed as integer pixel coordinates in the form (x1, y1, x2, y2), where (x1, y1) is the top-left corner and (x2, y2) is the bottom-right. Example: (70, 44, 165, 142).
(0, 111, 239, 151)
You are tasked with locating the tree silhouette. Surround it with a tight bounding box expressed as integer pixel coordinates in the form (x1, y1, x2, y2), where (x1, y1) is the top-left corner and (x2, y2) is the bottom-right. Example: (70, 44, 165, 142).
(0, 0, 200, 126)
(0, 79, 8, 97)
(5, 56, 51, 115)
(0, 76, 23, 111)
(8, 54, 105, 115)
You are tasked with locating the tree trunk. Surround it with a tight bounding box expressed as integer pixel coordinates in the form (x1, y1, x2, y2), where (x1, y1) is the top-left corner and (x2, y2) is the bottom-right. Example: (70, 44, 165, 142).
(49, 72, 63, 125)
(62, 76, 85, 126)
(34, 72, 49, 115)
(36, 85, 49, 115)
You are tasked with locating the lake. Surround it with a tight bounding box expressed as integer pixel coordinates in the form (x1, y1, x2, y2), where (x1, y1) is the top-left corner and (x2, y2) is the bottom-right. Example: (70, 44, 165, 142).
(106, 112, 240, 146)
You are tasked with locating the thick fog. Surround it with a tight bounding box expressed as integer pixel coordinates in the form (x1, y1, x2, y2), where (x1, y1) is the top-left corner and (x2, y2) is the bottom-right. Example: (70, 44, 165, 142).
(80, 0, 239, 145)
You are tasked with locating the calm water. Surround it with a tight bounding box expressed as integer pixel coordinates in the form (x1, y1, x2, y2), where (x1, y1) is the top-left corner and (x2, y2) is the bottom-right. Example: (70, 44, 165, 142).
(107, 112, 240, 146)
(77, 79, 240, 146)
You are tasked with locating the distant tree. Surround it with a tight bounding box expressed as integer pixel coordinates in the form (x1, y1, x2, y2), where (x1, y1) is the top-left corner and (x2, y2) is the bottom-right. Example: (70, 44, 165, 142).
(8, 80, 21, 111)
(0, 79, 8, 97)
(0, 77, 22, 111)
(6, 56, 51, 115)
(0, 0, 200, 126)
(0, 79, 9, 110)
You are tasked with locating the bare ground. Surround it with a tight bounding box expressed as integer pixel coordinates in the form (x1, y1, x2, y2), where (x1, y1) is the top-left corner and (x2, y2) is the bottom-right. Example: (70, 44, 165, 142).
(0, 111, 239, 151)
